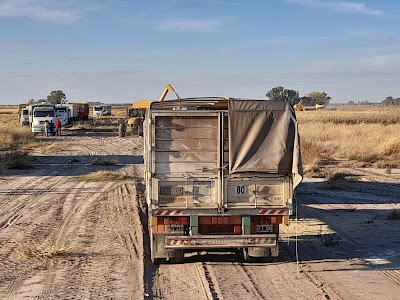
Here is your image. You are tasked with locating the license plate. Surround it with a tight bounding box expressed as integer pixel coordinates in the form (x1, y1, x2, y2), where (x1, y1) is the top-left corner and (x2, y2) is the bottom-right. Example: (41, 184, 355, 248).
(160, 186, 184, 196)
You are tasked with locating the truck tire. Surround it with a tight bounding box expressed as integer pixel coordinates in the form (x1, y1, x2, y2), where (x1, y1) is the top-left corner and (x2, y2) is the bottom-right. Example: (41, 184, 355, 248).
(168, 257, 184, 264)
(118, 123, 126, 137)
(152, 258, 167, 264)
(243, 248, 272, 263)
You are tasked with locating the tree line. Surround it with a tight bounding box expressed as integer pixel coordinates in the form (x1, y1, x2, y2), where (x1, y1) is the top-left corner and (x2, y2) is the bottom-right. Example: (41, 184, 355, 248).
(29, 88, 400, 106)
(28, 90, 67, 105)
(265, 86, 331, 106)
(348, 97, 400, 106)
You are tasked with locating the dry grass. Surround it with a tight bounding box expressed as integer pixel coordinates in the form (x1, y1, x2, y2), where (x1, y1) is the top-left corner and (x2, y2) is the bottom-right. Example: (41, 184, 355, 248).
(0, 118, 35, 150)
(91, 157, 119, 166)
(303, 161, 331, 178)
(110, 106, 128, 117)
(17, 242, 69, 259)
(36, 142, 64, 154)
(298, 106, 400, 125)
(325, 172, 359, 189)
(69, 118, 124, 131)
(0, 108, 36, 172)
(75, 171, 135, 182)
(298, 106, 400, 170)
(0, 150, 36, 170)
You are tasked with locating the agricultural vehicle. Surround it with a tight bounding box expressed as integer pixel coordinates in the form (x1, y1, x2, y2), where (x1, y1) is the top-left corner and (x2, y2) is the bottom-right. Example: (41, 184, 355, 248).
(118, 84, 180, 137)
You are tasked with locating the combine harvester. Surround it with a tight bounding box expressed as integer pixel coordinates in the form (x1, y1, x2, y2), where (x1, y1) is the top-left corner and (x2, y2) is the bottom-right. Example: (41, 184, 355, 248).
(143, 90, 303, 263)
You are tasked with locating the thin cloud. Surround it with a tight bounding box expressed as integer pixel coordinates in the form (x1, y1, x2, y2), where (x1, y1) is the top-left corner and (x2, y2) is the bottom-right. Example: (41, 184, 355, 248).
(0, 0, 100, 23)
(0, 39, 37, 46)
(305, 54, 400, 75)
(284, 0, 384, 16)
(123, 16, 225, 33)
(188, 0, 243, 7)
(156, 18, 224, 33)
(64, 57, 89, 60)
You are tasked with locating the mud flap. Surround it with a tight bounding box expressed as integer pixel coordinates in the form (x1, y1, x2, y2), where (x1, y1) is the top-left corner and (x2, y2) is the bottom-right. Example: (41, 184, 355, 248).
(247, 242, 278, 256)
(152, 233, 184, 262)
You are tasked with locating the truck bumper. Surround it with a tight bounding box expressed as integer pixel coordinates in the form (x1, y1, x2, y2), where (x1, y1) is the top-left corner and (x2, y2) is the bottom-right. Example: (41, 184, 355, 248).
(164, 234, 277, 250)
(32, 125, 44, 133)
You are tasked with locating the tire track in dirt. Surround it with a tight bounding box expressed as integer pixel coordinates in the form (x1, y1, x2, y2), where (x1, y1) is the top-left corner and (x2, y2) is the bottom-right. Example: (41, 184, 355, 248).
(2, 176, 98, 299)
(1, 133, 145, 299)
(1, 179, 73, 298)
(105, 183, 141, 260)
(44, 181, 144, 300)
(151, 262, 222, 300)
(381, 270, 400, 286)
(1, 175, 87, 299)
(199, 262, 224, 300)
(38, 181, 115, 300)
(210, 261, 272, 300)
(0, 170, 61, 222)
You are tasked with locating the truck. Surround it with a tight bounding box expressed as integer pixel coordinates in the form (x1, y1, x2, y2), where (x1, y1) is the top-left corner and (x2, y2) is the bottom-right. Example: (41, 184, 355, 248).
(18, 103, 30, 125)
(93, 105, 112, 117)
(28, 102, 56, 133)
(66, 103, 78, 122)
(19, 107, 29, 125)
(55, 104, 70, 126)
(73, 103, 89, 120)
(144, 97, 303, 263)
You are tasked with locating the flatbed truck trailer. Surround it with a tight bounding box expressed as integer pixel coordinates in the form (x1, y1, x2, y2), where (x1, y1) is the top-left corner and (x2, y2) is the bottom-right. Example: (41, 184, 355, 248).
(144, 98, 303, 263)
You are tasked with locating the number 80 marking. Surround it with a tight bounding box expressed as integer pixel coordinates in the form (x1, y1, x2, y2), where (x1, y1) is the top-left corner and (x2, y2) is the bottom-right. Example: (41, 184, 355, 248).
(235, 185, 246, 195)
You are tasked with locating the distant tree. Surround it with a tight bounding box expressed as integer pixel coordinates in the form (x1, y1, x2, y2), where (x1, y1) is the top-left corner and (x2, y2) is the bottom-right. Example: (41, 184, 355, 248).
(266, 86, 300, 105)
(305, 91, 331, 105)
(298, 96, 313, 106)
(381, 96, 400, 106)
(348, 100, 355, 105)
(28, 98, 35, 104)
(47, 90, 66, 104)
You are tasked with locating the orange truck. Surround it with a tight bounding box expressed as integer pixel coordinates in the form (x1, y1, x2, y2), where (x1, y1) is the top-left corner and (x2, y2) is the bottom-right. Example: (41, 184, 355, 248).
(143, 97, 303, 263)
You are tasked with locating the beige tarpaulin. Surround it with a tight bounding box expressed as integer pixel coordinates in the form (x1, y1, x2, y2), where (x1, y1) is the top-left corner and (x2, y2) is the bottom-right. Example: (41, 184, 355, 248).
(228, 100, 303, 188)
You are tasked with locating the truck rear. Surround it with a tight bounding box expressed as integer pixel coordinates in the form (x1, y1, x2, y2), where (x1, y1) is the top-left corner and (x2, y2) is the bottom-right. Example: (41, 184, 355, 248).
(75, 103, 89, 120)
(93, 105, 112, 117)
(144, 98, 302, 263)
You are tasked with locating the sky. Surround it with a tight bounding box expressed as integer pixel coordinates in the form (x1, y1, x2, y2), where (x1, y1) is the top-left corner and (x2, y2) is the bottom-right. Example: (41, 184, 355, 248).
(1, 0, 400, 104)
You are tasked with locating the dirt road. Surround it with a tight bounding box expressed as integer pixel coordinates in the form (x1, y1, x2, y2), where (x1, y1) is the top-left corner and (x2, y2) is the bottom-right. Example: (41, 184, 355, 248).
(0, 132, 399, 299)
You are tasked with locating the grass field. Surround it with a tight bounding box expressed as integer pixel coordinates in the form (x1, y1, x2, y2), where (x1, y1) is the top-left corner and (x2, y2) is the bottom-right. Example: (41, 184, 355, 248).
(0, 107, 35, 150)
(297, 106, 400, 169)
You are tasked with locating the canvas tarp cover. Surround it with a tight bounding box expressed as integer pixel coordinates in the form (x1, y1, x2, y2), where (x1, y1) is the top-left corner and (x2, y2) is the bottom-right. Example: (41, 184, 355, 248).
(228, 100, 303, 188)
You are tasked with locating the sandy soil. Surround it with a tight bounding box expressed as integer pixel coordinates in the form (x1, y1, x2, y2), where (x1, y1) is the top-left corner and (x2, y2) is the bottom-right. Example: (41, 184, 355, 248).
(0, 131, 399, 300)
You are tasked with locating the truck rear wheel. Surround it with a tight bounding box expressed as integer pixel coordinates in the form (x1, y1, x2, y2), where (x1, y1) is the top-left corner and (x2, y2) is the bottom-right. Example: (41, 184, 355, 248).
(168, 257, 184, 264)
(118, 123, 126, 137)
(152, 258, 167, 264)
(243, 248, 272, 263)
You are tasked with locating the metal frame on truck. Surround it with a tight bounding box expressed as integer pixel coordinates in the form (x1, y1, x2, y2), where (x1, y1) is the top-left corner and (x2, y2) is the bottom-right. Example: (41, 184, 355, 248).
(144, 98, 303, 263)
